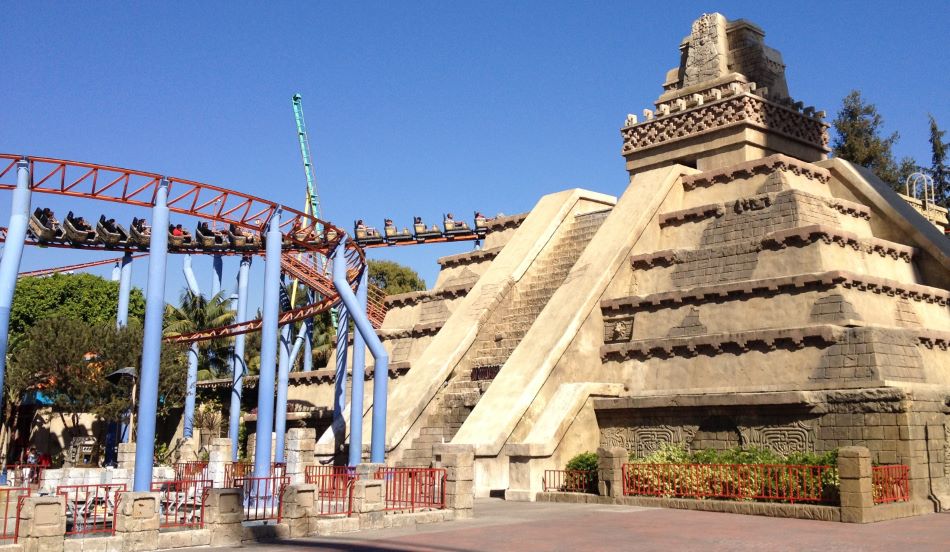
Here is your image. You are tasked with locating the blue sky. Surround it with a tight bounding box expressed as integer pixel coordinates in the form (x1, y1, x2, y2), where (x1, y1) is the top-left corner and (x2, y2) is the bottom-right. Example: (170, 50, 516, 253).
(1, 1, 947, 311)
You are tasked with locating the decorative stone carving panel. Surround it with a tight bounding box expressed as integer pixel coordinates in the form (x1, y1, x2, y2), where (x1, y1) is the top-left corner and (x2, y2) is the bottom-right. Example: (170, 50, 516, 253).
(604, 315, 635, 344)
(739, 420, 815, 454)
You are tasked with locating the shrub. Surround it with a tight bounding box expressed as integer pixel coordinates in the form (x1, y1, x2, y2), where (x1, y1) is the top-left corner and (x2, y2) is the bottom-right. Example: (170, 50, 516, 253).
(565, 451, 598, 472)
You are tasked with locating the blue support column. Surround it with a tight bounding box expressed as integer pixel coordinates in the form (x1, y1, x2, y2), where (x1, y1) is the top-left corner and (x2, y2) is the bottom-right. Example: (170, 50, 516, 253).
(332, 305, 349, 443)
(182, 256, 201, 440)
(116, 253, 133, 329)
(274, 322, 291, 462)
(347, 268, 368, 466)
(303, 318, 313, 372)
(228, 256, 251, 461)
(211, 254, 222, 296)
(287, 323, 306, 370)
(331, 240, 389, 463)
(111, 263, 120, 282)
(132, 178, 170, 492)
(117, 252, 134, 443)
(0, 160, 32, 406)
(253, 210, 282, 479)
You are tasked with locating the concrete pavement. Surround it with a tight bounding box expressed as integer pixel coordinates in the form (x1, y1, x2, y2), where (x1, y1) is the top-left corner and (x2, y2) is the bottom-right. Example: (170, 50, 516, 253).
(218, 498, 950, 552)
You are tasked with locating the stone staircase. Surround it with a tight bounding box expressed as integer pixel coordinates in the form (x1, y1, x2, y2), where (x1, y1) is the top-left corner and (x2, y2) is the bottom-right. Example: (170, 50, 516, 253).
(397, 209, 610, 466)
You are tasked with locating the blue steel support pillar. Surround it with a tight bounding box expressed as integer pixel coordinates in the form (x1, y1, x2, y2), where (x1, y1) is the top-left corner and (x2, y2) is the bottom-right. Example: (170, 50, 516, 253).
(274, 323, 291, 462)
(211, 254, 222, 297)
(287, 324, 306, 370)
(303, 318, 313, 372)
(116, 253, 133, 329)
(331, 240, 389, 463)
(182, 256, 201, 440)
(111, 263, 120, 282)
(332, 305, 349, 444)
(228, 257, 251, 461)
(0, 160, 32, 405)
(132, 178, 170, 492)
(117, 252, 134, 443)
(253, 210, 282, 479)
(347, 268, 368, 466)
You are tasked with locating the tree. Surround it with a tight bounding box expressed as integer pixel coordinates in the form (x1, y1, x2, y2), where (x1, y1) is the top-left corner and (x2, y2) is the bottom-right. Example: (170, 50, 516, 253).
(164, 290, 235, 380)
(831, 90, 916, 189)
(10, 274, 145, 352)
(927, 114, 949, 206)
(368, 260, 426, 296)
(3, 318, 187, 462)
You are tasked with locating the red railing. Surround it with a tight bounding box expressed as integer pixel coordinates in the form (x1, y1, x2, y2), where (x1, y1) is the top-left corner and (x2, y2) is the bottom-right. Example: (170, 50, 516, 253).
(234, 476, 289, 522)
(622, 463, 835, 503)
(224, 462, 286, 488)
(374, 467, 446, 512)
(5, 465, 44, 488)
(542, 470, 598, 493)
(304, 465, 355, 483)
(57, 483, 125, 537)
(151, 479, 211, 530)
(872, 465, 910, 504)
(311, 473, 356, 517)
(173, 461, 209, 481)
(0, 487, 29, 544)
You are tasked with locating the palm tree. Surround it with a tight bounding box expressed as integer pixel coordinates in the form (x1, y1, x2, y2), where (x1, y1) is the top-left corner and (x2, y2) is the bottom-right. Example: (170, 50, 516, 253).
(164, 290, 235, 380)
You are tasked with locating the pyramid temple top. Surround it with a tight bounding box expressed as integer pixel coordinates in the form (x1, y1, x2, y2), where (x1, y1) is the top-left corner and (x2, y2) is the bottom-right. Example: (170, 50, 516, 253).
(621, 13, 829, 175)
(664, 13, 789, 101)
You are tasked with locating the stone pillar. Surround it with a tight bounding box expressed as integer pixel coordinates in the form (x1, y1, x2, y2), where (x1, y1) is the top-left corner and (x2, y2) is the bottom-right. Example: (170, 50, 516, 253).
(176, 439, 198, 464)
(434, 444, 474, 518)
(285, 428, 316, 485)
(281, 484, 317, 538)
(204, 488, 244, 547)
(115, 492, 161, 552)
(597, 446, 627, 498)
(17, 496, 66, 552)
(118, 442, 136, 472)
(839, 446, 874, 523)
(207, 437, 232, 488)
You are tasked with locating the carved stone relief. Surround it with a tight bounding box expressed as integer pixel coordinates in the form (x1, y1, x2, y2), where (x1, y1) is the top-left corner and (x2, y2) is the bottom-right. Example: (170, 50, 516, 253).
(599, 424, 698, 457)
(604, 315, 635, 344)
(739, 420, 815, 454)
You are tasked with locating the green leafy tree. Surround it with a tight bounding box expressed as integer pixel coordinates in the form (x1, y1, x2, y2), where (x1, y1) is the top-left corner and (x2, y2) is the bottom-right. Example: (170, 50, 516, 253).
(164, 290, 235, 380)
(831, 90, 917, 189)
(3, 318, 187, 461)
(10, 274, 145, 351)
(368, 259, 426, 296)
(927, 114, 949, 206)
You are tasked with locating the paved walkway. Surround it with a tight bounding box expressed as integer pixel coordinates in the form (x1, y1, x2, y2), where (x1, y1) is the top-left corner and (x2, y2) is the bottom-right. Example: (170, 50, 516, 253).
(236, 499, 950, 552)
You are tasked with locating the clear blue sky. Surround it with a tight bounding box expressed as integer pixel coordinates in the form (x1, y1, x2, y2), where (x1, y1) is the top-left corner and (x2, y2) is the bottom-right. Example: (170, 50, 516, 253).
(1, 1, 947, 311)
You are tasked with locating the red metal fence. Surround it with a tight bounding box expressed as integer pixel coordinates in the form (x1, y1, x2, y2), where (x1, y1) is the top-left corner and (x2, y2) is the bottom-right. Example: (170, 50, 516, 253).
(374, 467, 446, 512)
(305, 464, 355, 483)
(872, 465, 910, 504)
(311, 473, 356, 517)
(234, 475, 289, 522)
(225, 462, 286, 488)
(0, 487, 29, 544)
(57, 483, 125, 537)
(622, 463, 835, 503)
(542, 470, 598, 493)
(151, 479, 212, 530)
(173, 462, 209, 481)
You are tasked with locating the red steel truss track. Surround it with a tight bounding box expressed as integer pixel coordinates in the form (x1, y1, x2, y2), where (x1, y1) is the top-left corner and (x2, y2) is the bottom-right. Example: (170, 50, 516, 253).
(0, 154, 376, 344)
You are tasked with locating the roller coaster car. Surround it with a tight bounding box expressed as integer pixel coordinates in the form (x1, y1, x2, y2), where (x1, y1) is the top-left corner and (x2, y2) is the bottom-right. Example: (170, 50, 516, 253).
(413, 219, 442, 241)
(28, 208, 66, 242)
(196, 223, 227, 250)
(168, 226, 194, 249)
(443, 214, 473, 237)
(96, 215, 129, 246)
(129, 218, 151, 248)
(354, 221, 385, 246)
(474, 212, 488, 237)
(228, 224, 260, 250)
(64, 211, 99, 245)
(384, 223, 413, 242)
